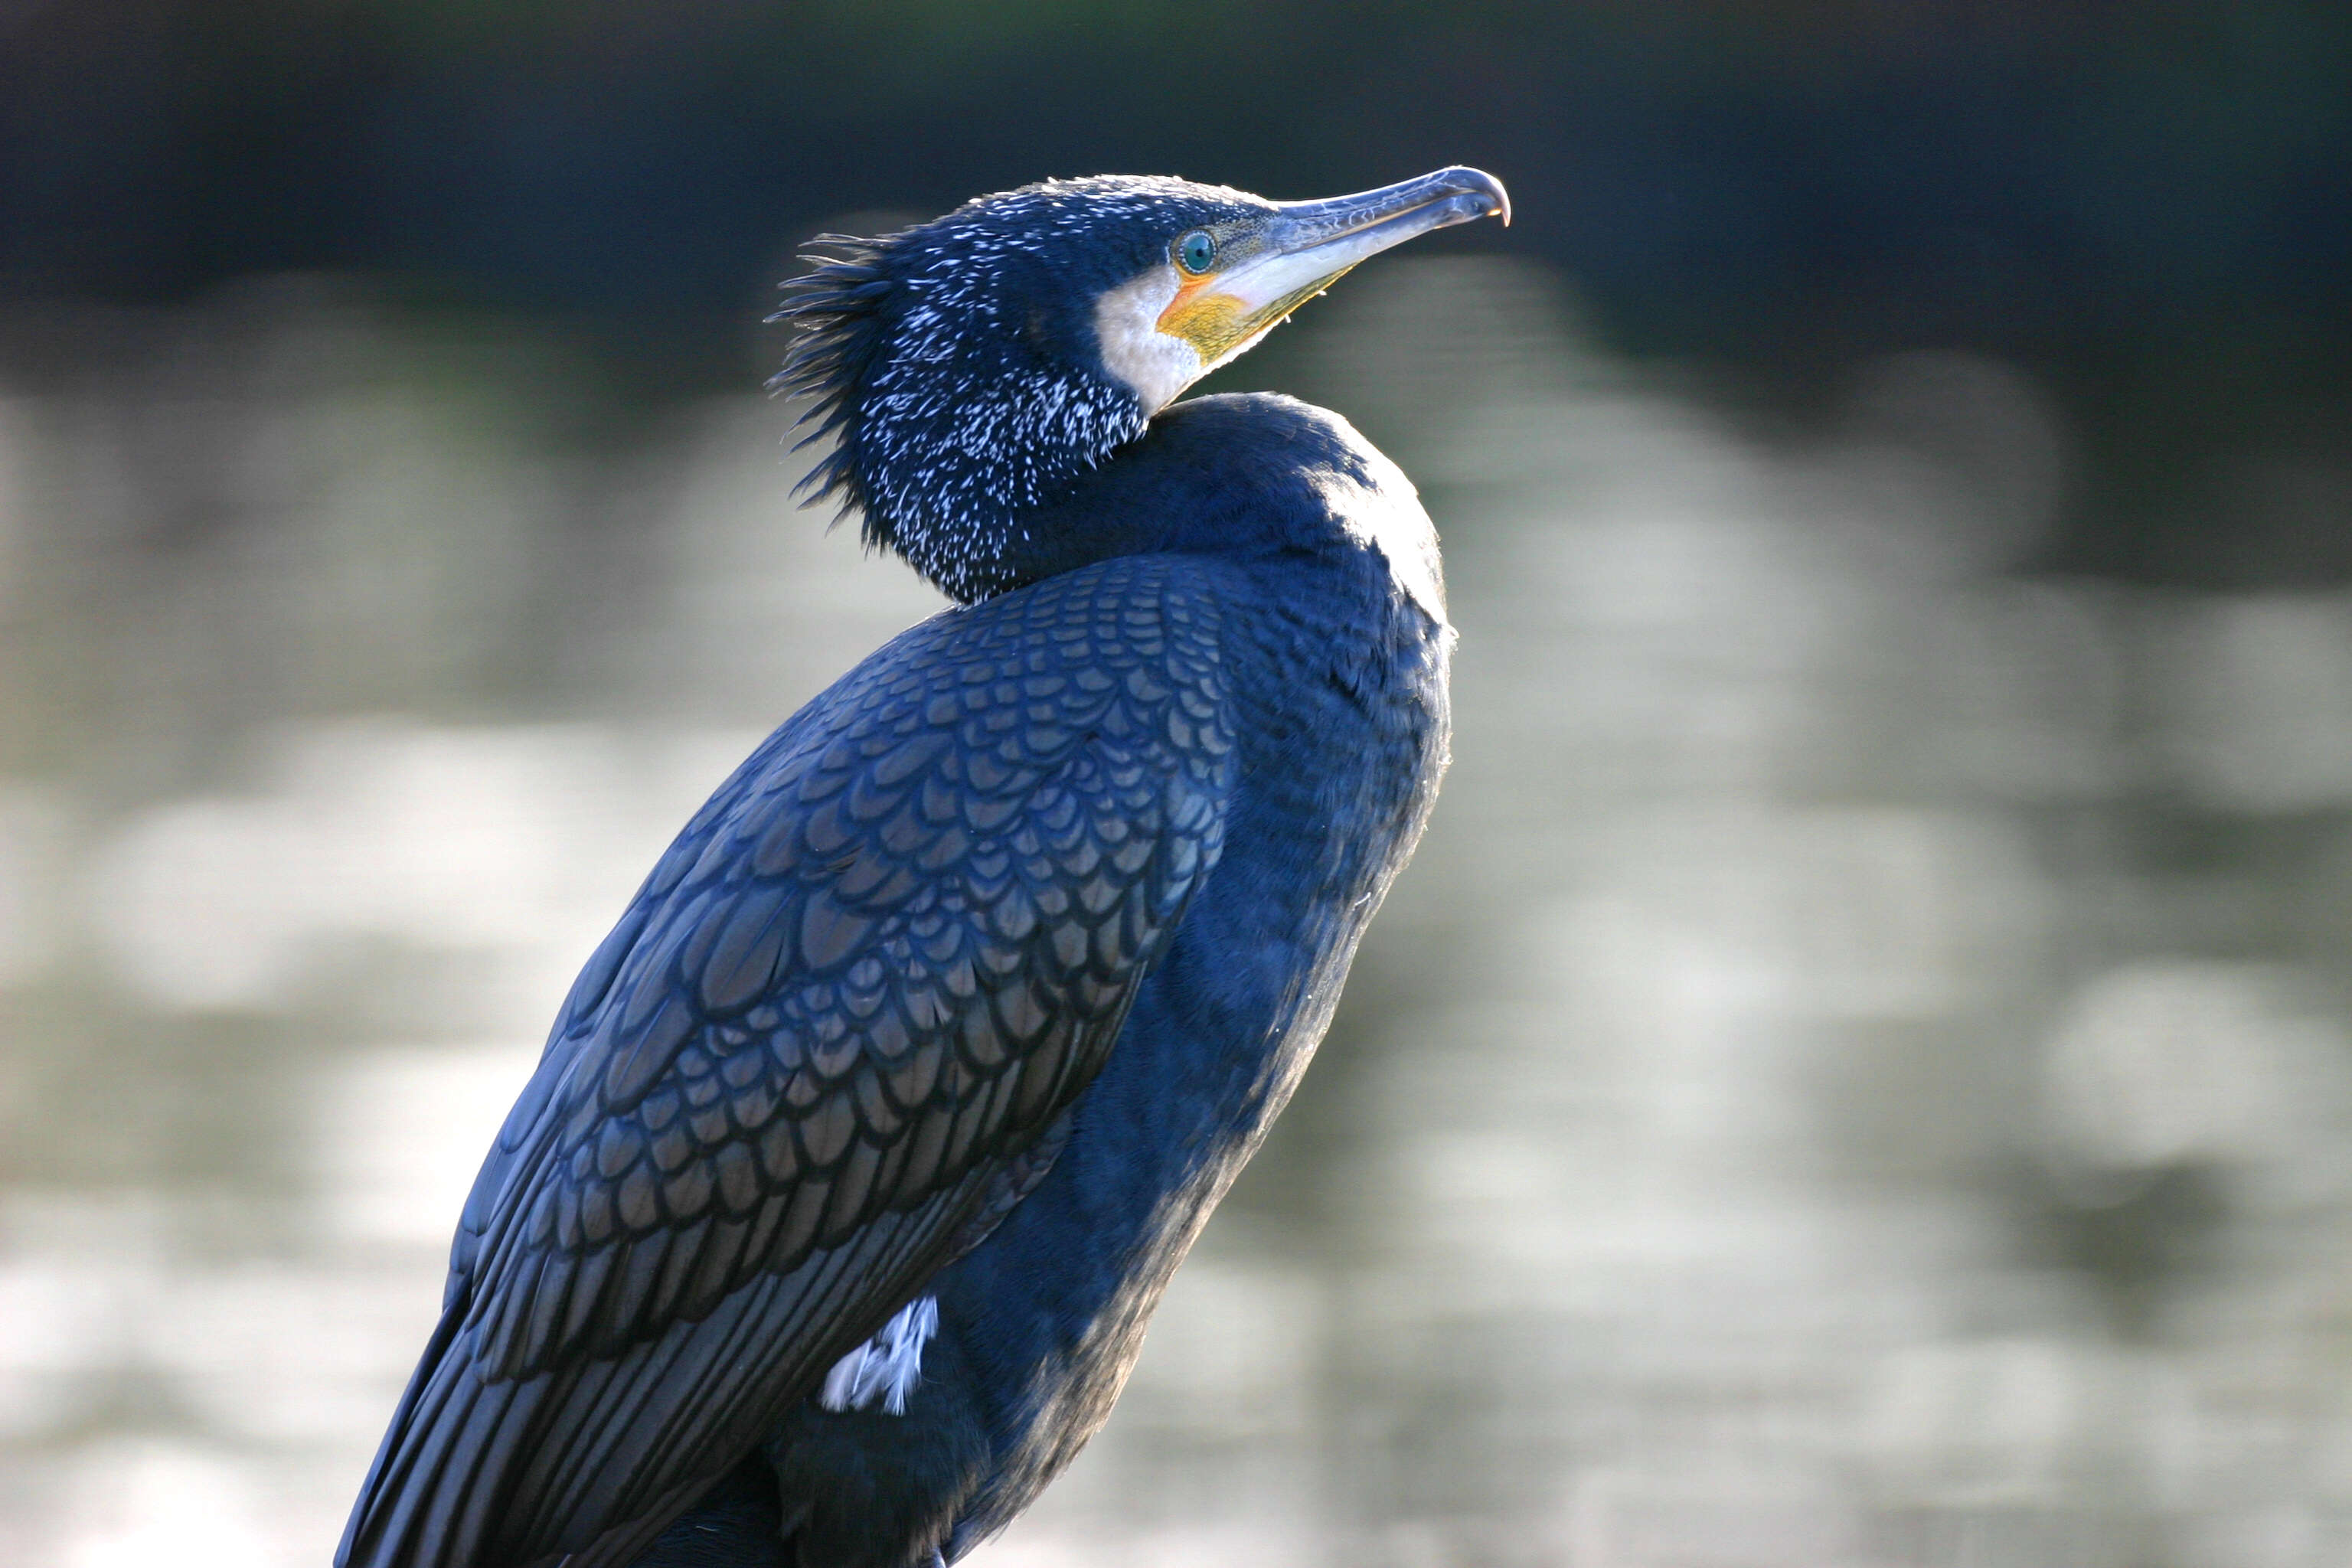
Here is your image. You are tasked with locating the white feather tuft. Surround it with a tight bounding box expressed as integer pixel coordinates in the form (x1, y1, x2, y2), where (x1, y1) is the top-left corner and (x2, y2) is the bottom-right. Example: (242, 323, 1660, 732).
(818, 1296, 941, 1416)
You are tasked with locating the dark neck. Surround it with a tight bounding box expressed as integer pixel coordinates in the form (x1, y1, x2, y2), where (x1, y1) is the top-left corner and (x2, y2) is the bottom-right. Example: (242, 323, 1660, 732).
(929, 393, 1406, 603)
(852, 365, 1148, 603)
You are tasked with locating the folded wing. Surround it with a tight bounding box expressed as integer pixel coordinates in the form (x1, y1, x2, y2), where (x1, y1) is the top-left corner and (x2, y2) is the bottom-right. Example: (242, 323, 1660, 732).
(337, 556, 1236, 1568)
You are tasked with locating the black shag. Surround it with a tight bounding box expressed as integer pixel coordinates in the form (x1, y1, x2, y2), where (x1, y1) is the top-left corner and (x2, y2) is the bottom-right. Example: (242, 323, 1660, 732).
(337, 165, 1509, 1568)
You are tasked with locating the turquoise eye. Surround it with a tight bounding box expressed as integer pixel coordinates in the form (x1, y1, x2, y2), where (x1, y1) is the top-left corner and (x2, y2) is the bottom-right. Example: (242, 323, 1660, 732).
(1176, 230, 1217, 274)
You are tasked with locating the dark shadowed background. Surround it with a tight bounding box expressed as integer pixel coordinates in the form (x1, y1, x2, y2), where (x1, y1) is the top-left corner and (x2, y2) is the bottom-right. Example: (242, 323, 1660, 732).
(3, 3, 2351, 1564)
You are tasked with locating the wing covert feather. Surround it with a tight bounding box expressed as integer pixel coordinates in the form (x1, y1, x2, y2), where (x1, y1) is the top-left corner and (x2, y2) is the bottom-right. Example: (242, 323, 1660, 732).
(340, 556, 1234, 1568)
(474, 558, 1232, 1374)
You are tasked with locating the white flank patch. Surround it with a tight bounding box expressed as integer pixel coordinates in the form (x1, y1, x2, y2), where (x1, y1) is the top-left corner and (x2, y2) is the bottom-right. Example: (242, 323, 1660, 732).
(818, 1296, 940, 1416)
(1092, 266, 1200, 416)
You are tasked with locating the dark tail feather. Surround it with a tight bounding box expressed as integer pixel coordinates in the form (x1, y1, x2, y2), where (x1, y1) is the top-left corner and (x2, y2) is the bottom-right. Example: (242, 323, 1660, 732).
(337, 1302, 542, 1568)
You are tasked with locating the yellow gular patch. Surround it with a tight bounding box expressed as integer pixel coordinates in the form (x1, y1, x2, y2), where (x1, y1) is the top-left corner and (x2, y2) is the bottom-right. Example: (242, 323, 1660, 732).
(1155, 275, 1259, 364)
(1155, 266, 1358, 370)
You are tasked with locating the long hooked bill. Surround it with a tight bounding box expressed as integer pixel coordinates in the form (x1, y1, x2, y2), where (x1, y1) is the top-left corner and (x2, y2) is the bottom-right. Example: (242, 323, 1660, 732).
(1158, 166, 1510, 362)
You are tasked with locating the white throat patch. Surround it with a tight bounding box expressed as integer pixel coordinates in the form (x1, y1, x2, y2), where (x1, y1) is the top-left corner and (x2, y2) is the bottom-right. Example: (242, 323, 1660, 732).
(1093, 265, 1200, 416)
(818, 1295, 939, 1416)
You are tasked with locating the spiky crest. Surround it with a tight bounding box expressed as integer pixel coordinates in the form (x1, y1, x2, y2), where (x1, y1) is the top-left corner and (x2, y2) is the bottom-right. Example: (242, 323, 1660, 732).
(767, 178, 1270, 602)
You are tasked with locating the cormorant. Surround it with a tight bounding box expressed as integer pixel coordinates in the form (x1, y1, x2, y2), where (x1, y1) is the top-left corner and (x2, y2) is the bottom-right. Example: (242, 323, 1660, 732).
(337, 165, 1509, 1568)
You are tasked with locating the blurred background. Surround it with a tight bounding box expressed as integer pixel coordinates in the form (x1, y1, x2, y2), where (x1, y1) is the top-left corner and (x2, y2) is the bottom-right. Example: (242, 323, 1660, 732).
(3, 2, 2352, 1564)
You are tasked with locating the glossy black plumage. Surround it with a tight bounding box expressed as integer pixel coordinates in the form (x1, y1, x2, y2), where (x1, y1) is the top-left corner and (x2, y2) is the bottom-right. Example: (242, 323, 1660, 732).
(340, 167, 1504, 1568)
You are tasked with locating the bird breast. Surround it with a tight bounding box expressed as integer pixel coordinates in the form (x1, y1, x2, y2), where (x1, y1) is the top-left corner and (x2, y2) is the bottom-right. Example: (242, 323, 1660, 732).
(1308, 436, 1449, 626)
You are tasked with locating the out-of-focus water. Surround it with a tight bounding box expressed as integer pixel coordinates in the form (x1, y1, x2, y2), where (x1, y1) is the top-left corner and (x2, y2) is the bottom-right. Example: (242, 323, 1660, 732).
(4, 262, 2352, 1566)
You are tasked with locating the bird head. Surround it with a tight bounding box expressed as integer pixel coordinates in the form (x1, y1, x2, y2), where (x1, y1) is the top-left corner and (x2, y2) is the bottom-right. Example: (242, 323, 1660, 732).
(773, 168, 1509, 601)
